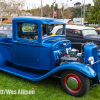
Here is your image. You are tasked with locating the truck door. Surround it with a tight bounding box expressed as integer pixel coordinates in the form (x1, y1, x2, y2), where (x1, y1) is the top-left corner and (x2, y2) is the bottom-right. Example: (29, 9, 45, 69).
(13, 22, 40, 69)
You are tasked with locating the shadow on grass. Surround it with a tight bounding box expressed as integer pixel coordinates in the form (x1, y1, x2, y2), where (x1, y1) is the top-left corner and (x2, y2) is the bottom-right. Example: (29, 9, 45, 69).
(0, 70, 62, 89)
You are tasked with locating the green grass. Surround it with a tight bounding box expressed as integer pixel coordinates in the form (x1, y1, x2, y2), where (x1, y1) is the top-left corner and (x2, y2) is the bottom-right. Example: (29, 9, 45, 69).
(0, 71, 100, 100)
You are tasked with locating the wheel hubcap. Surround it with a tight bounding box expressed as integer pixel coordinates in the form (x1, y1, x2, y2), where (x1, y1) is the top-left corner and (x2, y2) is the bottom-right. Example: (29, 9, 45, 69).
(64, 73, 82, 93)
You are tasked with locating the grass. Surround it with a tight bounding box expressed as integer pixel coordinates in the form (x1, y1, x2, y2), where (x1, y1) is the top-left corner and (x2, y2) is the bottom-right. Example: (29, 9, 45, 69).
(0, 71, 100, 100)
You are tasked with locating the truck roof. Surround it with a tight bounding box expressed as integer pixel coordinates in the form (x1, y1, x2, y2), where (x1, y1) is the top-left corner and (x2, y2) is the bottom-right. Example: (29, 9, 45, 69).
(13, 16, 67, 24)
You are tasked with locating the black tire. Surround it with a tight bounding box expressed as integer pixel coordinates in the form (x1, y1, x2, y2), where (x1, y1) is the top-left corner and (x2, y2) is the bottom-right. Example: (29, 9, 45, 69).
(61, 70, 90, 97)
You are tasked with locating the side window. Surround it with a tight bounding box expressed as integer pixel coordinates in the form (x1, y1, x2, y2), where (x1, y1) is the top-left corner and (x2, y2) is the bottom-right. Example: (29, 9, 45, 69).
(74, 30, 82, 36)
(17, 23, 38, 40)
(66, 29, 69, 35)
(66, 29, 73, 35)
(42, 24, 47, 37)
(56, 28, 63, 35)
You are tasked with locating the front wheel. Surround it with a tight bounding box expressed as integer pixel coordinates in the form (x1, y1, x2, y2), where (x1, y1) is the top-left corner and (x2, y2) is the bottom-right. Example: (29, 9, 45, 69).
(61, 70, 90, 97)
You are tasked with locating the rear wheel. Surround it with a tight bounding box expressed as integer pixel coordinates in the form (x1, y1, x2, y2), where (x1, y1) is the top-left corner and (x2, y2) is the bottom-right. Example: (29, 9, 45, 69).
(61, 70, 90, 97)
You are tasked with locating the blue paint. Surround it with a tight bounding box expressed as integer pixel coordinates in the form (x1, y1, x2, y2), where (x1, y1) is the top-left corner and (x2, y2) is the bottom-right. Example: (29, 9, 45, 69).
(0, 62, 96, 81)
(13, 17, 67, 25)
(85, 43, 100, 79)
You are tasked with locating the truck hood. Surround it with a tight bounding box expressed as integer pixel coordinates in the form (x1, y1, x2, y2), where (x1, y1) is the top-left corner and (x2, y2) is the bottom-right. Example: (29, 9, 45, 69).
(84, 35, 100, 41)
(42, 35, 71, 47)
(42, 36, 70, 46)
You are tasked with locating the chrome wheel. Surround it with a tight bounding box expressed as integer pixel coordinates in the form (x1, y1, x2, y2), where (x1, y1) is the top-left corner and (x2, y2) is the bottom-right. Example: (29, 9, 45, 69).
(64, 73, 82, 93)
(61, 70, 90, 97)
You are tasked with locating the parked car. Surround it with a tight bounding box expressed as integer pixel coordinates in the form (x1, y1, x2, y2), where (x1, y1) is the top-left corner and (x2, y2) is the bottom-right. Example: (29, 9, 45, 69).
(0, 24, 12, 36)
(51, 25, 99, 52)
(96, 27, 100, 35)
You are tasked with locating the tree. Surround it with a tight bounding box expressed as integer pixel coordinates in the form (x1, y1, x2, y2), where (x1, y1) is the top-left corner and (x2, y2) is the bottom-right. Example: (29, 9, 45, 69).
(31, 5, 53, 17)
(31, 8, 41, 17)
(60, 1, 68, 19)
(42, 4, 52, 17)
(86, 3, 91, 11)
(7, 0, 25, 16)
(87, 3, 91, 8)
(87, 0, 100, 24)
(55, 3, 58, 11)
(71, 7, 81, 18)
(74, 2, 81, 7)
(64, 8, 73, 19)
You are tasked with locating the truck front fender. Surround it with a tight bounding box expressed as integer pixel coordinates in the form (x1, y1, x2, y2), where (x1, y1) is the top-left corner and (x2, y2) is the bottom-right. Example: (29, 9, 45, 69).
(33, 62, 96, 81)
(55, 62, 96, 78)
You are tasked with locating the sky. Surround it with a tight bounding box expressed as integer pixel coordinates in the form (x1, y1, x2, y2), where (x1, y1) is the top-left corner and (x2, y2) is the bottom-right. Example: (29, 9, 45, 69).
(25, 0, 94, 10)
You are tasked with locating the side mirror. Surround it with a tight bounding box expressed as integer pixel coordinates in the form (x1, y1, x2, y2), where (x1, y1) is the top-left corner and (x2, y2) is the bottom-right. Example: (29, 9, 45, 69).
(29, 39, 38, 43)
(29, 39, 33, 43)
(48, 32, 52, 36)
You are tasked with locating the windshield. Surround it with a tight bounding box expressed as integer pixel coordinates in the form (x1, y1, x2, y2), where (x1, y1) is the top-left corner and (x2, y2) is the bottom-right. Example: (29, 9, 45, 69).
(42, 24, 65, 38)
(82, 30, 97, 36)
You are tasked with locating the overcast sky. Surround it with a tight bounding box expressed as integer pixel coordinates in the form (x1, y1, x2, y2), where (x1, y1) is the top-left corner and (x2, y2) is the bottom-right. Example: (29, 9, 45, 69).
(25, 0, 94, 9)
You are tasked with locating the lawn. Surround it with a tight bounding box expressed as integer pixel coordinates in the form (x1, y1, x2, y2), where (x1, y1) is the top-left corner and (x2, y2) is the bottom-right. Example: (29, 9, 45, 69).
(0, 70, 100, 100)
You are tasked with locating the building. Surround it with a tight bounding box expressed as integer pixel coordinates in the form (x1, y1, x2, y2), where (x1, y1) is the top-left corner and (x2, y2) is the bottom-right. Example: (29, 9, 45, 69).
(2, 17, 13, 24)
(73, 18, 84, 25)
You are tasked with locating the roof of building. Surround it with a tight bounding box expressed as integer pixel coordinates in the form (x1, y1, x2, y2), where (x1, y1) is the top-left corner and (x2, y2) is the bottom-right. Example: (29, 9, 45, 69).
(2, 17, 13, 23)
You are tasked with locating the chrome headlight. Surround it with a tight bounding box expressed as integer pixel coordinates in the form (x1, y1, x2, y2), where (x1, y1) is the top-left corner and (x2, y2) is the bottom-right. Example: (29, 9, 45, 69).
(88, 56, 94, 65)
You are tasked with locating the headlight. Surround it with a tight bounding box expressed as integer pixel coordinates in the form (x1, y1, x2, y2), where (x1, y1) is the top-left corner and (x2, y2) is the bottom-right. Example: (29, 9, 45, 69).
(88, 56, 94, 65)
(97, 42, 99, 45)
(94, 41, 99, 45)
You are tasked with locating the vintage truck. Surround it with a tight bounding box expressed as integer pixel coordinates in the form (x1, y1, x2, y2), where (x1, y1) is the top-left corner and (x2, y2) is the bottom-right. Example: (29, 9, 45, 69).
(0, 16, 100, 97)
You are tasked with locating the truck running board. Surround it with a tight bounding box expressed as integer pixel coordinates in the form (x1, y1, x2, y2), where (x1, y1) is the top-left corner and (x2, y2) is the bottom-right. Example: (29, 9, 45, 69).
(0, 66, 44, 81)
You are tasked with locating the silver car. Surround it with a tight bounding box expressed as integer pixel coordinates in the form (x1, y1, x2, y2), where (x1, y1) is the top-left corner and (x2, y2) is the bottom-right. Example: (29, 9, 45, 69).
(0, 24, 12, 36)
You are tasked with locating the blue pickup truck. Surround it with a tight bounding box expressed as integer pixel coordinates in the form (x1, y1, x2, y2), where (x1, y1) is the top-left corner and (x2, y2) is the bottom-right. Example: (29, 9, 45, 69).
(0, 16, 100, 97)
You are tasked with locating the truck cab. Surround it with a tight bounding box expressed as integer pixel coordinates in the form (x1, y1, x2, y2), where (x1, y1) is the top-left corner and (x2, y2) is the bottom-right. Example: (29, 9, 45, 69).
(12, 17, 67, 71)
(0, 17, 70, 73)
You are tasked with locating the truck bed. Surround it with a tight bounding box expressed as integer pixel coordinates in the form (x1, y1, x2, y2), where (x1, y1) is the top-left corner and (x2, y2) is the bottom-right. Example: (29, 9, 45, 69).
(0, 36, 12, 43)
(0, 37, 13, 62)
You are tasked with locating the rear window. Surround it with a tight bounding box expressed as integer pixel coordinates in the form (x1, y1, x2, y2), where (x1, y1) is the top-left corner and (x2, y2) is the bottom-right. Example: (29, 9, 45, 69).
(17, 23, 38, 40)
(22, 23, 38, 33)
(66, 29, 74, 35)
